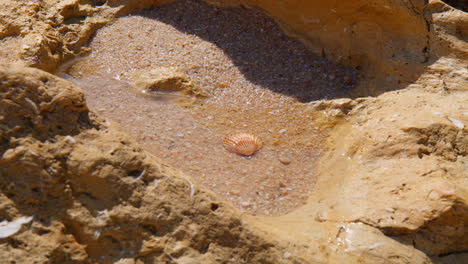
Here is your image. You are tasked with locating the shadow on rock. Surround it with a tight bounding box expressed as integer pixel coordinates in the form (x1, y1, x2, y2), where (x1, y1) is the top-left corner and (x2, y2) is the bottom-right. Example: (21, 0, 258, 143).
(138, 0, 358, 103)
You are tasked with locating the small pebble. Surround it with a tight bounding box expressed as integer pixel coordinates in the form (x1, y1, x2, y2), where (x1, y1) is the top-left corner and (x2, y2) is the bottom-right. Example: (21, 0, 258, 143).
(240, 201, 250, 207)
(278, 155, 291, 165)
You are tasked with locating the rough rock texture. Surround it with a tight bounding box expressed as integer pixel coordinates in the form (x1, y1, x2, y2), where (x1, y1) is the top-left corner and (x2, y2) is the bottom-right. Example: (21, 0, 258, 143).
(300, 90, 467, 255)
(0, 65, 300, 263)
(257, 88, 467, 262)
(0, 0, 114, 72)
(131, 67, 208, 98)
(0, 0, 467, 263)
(1, 0, 464, 96)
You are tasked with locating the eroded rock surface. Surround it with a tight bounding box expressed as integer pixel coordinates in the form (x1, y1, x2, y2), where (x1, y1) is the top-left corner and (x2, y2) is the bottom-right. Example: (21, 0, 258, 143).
(131, 67, 208, 99)
(0, 0, 467, 263)
(1, 0, 462, 95)
(0, 64, 299, 263)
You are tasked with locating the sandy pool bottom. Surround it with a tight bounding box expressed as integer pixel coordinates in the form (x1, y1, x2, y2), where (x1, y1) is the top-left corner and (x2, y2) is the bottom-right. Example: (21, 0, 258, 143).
(61, 0, 357, 216)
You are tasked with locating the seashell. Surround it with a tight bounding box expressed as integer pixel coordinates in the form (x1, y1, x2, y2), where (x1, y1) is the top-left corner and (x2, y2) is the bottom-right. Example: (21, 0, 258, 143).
(223, 133, 262, 156)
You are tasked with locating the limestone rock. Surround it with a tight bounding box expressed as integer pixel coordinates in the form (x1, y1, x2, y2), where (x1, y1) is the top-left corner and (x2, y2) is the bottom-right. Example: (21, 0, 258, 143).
(0, 64, 297, 264)
(131, 67, 208, 98)
(0, 0, 467, 263)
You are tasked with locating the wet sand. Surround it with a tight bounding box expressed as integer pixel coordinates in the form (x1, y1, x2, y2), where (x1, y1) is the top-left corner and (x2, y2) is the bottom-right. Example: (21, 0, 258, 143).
(63, 0, 357, 216)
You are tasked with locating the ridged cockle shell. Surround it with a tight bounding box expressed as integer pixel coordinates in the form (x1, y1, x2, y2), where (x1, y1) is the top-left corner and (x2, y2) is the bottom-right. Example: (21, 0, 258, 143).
(223, 133, 262, 156)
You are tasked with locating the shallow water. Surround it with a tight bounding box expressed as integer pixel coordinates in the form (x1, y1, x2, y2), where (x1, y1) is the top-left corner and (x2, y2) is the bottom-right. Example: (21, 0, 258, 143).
(62, 0, 357, 216)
